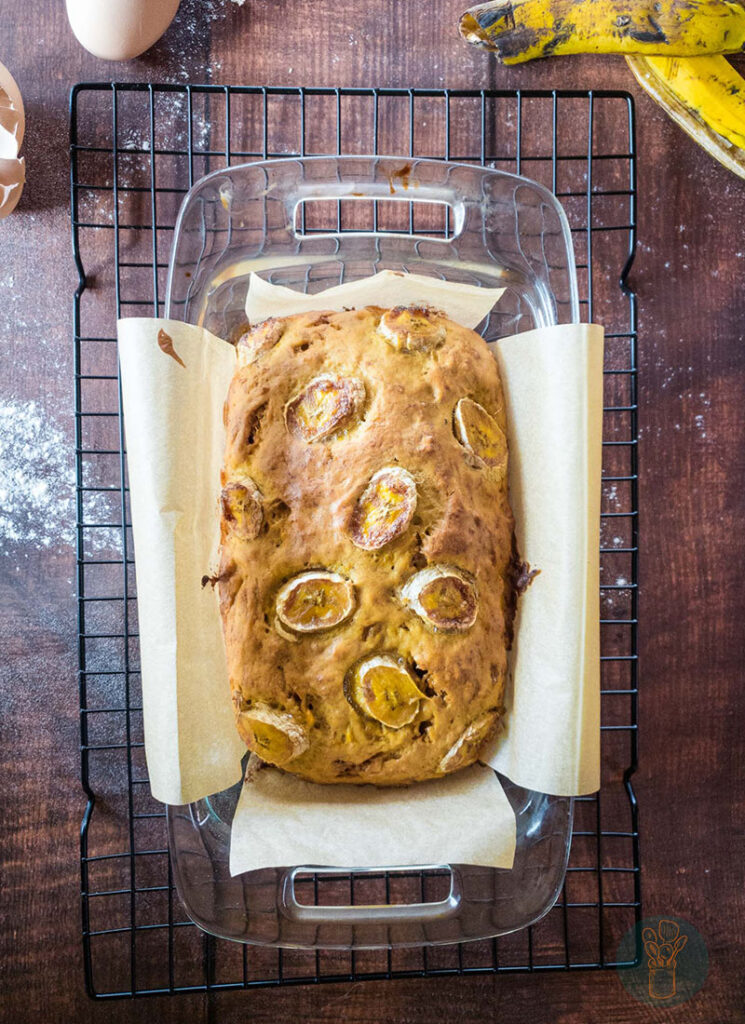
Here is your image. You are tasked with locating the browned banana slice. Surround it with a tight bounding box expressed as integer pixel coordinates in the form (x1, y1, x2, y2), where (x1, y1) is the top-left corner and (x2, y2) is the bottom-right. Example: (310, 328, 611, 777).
(236, 704, 309, 766)
(400, 565, 478, 633)
(345, 654, 427, 729)
(285, 373, 365, 443)
(438, 712, 497, 773)
(221, 476, 263, 540)
(378, 306, 447, 353)
(237, 317, 286, 364)
(275, 570, 356, 635)
(453, 397, 507, 472)
(349, 466, 417, 550)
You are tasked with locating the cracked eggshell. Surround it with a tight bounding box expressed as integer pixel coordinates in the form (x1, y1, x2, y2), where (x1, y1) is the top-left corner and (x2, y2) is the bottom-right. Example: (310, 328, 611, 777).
(66, 0, 181, 61)
(0, 62, 24, 221)
(0, 157, 25, 218)
(0, 61, 24, 151)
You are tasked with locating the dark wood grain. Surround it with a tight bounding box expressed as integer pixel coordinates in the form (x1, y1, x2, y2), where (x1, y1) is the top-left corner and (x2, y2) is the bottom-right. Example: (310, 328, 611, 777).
(1, 0, 744, 1021)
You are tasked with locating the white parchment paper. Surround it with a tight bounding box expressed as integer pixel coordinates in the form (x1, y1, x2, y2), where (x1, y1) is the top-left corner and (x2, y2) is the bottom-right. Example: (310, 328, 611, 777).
(117, 270, 602, 873)
(244, 269, 505, 328)
(230, 763, 516, 872)
(485, 325, 602, 796)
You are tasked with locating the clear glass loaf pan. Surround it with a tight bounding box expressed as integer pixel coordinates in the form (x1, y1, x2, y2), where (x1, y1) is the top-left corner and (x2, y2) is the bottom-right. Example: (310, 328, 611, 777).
(163, 155, 579, 950)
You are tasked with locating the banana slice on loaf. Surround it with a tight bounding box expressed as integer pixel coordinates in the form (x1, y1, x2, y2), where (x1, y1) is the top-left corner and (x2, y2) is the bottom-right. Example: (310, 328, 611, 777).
(275, 570, 356, 635)
(344, 653, 428, 729)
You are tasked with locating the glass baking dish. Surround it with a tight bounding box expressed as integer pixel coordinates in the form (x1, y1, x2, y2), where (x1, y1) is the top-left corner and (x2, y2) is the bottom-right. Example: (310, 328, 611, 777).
(163, 155, 579, 950)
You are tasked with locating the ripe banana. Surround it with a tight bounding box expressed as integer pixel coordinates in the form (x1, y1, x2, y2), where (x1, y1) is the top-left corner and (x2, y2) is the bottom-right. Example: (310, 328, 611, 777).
(459, 0, 745, 62)
(627, 54, 745, 178)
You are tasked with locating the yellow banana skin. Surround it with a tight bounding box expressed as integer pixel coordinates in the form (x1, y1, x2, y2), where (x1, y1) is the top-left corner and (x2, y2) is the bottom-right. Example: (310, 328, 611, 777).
(459, 0, 745, 62)
(627, 54, 745, 176)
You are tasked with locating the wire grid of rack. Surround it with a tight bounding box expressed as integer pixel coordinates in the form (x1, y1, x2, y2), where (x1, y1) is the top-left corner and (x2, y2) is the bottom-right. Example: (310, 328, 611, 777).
(71, 84, 640, 999)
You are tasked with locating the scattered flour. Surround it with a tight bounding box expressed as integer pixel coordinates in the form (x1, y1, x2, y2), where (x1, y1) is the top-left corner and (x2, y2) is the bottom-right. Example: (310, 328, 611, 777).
(115, 94, 211, 153)
(0, 400, 119, 556)
(168, 0, 236, 81)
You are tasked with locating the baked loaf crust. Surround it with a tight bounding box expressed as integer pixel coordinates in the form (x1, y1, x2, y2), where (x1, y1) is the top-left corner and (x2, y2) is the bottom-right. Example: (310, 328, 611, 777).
(217, 305, 515, 786)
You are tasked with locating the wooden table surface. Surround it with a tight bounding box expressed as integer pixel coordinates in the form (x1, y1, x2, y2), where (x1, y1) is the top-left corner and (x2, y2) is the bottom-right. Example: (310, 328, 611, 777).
(2, 1, 744, 1021)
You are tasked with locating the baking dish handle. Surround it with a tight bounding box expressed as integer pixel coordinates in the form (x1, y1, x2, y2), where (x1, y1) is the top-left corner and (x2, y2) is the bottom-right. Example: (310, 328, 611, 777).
(291, 191, 466, 240)
(279, 865, 463, 925)
(249, 156, 474, 239)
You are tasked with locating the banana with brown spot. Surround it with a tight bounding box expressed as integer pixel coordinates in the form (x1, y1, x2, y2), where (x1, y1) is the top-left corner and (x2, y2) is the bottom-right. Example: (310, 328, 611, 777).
(459, 0, 745, 62)
(627, 54, 745, 178)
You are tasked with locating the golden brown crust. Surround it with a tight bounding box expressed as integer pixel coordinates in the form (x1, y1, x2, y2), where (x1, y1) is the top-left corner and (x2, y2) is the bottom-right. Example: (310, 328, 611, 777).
(218, 305, 515, 785)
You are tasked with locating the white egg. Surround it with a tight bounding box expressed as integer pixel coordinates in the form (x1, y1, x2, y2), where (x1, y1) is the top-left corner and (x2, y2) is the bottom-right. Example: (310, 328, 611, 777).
(65, 0, 181, 61)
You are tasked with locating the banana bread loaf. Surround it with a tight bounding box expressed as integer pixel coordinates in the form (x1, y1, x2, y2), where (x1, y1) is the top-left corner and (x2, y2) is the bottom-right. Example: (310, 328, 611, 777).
(216, 304, 515, 785)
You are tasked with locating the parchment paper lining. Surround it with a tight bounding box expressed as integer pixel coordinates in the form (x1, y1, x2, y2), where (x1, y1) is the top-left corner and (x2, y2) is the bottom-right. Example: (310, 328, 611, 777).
(117, 270, 601, 874)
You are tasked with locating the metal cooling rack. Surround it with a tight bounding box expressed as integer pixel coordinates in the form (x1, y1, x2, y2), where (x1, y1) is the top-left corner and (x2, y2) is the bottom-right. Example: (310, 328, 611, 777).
(71, 83, 640, 999)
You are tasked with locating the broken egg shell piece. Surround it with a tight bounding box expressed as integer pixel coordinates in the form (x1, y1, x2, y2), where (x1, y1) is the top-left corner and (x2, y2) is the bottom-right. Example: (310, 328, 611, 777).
(0, 60, 24, 152)
(349, 466, 417, 551)
(453, 397, 507, 473)
(285, 373, 366, 443)
(275, 570, 356, 635)
(438, 711, 498, 774)
(236, 704, 309, 766)
(238, 317, 286, 365)
(0, 62, 25, 219)
(221, 476, 263, 541)
(378, 306, 447, 354)
(400, 564, 478, 633)
(345, 653, 427, 730)
(0, 156, 24, 220)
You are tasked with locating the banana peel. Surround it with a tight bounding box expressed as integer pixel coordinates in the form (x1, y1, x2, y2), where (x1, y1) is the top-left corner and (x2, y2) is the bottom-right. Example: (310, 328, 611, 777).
(627, 54, 745, 178)
(459, 0, 745, 179)
(460, 0, 745, 62)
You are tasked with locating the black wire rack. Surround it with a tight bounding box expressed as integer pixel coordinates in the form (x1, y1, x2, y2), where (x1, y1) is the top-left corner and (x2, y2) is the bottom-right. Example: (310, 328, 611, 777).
(71, 83, 640, 999)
